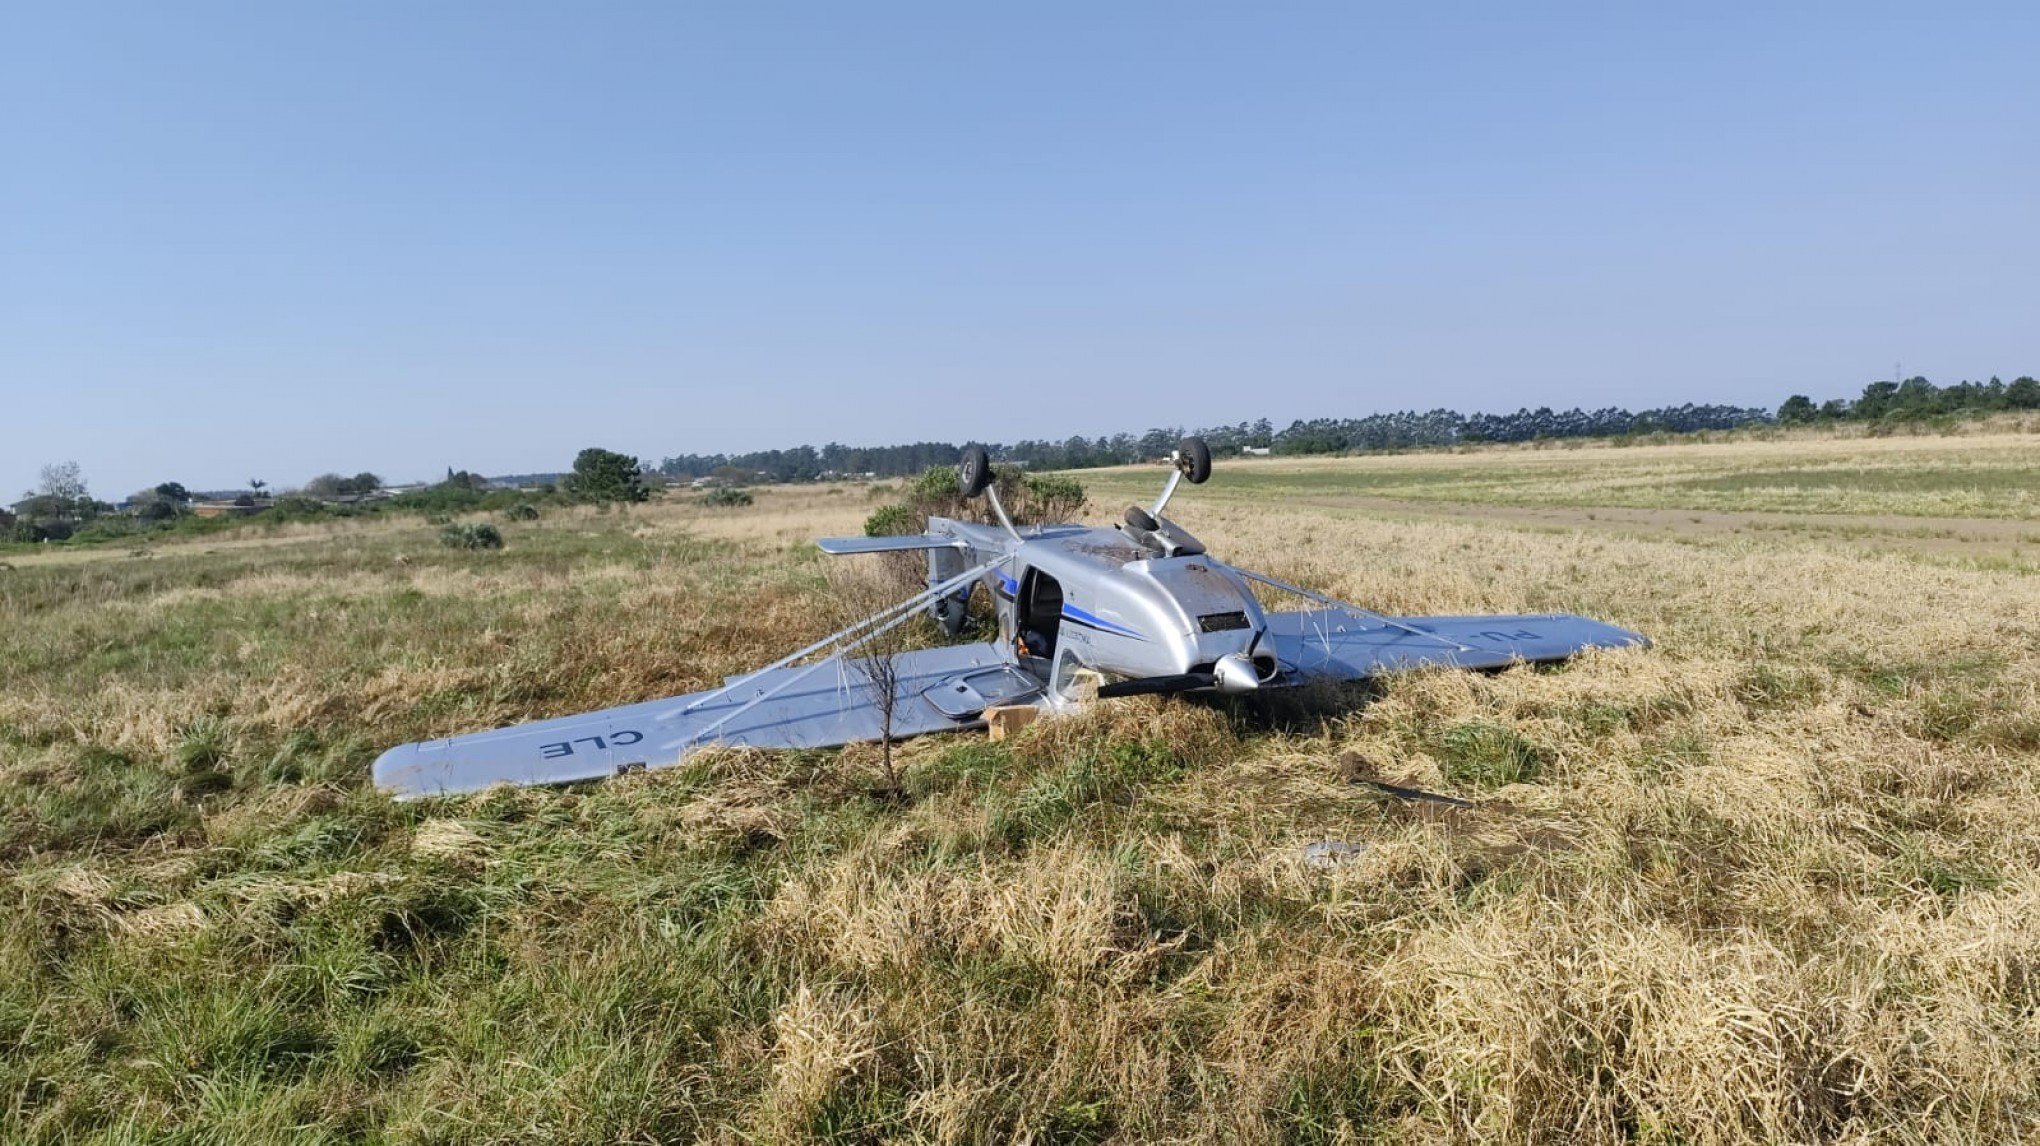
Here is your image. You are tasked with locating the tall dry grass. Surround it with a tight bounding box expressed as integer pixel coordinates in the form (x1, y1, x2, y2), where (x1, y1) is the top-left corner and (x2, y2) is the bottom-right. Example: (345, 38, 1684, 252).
(3, 446, 2038, 1142)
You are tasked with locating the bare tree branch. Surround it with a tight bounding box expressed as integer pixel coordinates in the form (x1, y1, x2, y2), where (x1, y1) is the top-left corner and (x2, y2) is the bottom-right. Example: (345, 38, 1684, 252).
(825, 566, 920, 796)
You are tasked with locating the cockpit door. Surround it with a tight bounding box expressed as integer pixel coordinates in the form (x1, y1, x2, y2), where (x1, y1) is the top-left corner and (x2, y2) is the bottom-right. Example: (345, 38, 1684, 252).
(1016, 567, 1064, 659)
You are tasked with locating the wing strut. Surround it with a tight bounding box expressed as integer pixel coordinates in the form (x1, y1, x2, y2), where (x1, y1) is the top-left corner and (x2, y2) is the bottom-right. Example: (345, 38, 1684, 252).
(664, 556, 1007, 750)
(1235, 567, 1480, 653)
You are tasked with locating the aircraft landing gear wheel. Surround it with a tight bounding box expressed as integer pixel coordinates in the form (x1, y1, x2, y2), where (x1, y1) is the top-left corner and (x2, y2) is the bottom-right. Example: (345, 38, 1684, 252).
(1177, 436, 1211, 484)
(931, 590, 971, 637)
(958, 445, 994, 498)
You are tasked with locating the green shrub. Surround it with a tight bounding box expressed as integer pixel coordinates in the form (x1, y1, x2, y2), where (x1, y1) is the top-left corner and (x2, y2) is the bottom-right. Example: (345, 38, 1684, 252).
(701, 486, 754, 508)
(388, 478, 533, 516)
(268, 495, 331, 521)
(863, 503, 916, 536)
(438, 522, 504, 551)
(1021, 472, 1086, 523)
(66, 516, 143, 543)
(864, 464, 1086, 539)
(908, 465, 959, 503)
(502, 502, 541, 521)
(561, 447, 650, 503)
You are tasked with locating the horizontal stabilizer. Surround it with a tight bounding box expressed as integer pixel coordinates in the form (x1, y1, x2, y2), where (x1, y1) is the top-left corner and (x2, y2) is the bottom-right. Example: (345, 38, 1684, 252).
(1266, 610, 1646, 682)
(816, 535, 966, 555)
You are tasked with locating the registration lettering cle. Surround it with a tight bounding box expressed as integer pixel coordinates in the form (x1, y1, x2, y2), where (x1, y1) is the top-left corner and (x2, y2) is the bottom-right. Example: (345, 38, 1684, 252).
(539, 729, 644, 759)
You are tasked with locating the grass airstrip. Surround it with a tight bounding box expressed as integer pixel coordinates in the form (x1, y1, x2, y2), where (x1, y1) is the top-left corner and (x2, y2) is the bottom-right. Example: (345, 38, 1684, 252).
(3, 420, 2038, 1143)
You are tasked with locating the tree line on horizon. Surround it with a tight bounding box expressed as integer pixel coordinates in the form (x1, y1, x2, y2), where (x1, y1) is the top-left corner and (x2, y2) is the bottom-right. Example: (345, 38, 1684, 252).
(1779, 374, 2039, 424)
(10, 375, 2030, 544)
(652, 402, 1783, 483)
(654, 374, 2033, 484)
(4, 449, 654, 545)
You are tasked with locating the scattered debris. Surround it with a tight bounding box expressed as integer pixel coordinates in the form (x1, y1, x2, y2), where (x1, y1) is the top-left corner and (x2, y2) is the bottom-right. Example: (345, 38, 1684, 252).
(1301, 840, 1371, 868)
(1338, 751, 1477, 814)
(1356, 775, 1475, 809)
(984, 704, 1039, 741)
(1335, 751, 1581, 863)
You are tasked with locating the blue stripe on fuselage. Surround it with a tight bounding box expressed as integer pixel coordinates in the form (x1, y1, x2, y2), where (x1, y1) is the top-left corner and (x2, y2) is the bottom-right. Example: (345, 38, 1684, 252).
(1061, 603, 1145, 641)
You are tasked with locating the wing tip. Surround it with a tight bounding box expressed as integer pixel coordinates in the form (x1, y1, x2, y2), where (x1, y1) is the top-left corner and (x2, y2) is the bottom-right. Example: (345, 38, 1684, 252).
(371, 743, 433, 801)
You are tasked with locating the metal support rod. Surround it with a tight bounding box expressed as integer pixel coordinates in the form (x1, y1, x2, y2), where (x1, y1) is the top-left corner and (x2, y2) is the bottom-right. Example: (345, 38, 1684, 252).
(672, 558, 1001, 718)
(1149, 469, 1183, 518)
(1236, 567, 1477, 652)
(682, 592, 929, 748)
(669, 558, 1007, 746)
(984, 485, 1023, 542)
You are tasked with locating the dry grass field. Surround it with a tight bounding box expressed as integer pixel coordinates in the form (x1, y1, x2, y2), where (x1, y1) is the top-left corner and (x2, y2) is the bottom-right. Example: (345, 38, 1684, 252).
(4, 427, 2038, 1143)
(1085, 421, 2040, 519)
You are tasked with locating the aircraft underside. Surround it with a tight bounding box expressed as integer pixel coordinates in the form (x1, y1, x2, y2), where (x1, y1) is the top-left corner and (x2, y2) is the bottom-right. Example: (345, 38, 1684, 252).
(372, 606, 1643, 799)
(374, 437, 1647, 800)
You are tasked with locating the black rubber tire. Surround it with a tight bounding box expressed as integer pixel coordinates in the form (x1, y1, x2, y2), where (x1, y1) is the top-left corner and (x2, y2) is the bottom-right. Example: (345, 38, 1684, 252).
(1177, 436, 1212, 484)
(930, 586, 972, 636)
(958, 445, 994, 498)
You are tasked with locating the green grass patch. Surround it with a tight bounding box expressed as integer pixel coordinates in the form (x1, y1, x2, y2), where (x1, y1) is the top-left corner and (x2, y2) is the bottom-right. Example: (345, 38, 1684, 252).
(1436, 722, 1547, 789)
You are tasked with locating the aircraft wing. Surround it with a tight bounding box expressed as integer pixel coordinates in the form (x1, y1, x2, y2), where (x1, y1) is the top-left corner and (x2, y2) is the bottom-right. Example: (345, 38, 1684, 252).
(373, 643, 1034, 799)
(1264, 609, 1647, 682)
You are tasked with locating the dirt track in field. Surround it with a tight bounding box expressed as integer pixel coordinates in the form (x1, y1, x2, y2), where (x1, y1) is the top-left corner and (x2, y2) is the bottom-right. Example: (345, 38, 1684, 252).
(1297, 496, 2040, 560)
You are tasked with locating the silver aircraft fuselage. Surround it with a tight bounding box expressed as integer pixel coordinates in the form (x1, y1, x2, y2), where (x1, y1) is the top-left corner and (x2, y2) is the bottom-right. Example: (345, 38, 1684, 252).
(925, 518, 1280, 696)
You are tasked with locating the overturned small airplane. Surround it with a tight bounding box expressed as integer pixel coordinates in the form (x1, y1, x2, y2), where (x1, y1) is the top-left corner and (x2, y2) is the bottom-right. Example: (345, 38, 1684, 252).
(374, 440, 1647, 799)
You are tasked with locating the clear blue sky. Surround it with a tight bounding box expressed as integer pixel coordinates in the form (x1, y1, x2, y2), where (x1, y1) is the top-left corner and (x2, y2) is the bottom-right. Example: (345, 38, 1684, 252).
(4, 3, 2035, 498)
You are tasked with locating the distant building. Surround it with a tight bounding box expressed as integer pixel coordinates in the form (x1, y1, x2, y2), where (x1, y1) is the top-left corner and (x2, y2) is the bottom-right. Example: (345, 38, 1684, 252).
(1242, 446, 1272, 457)
(191, 499, 273, 519)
